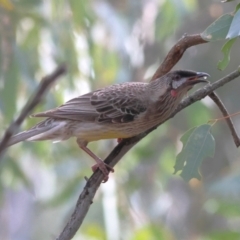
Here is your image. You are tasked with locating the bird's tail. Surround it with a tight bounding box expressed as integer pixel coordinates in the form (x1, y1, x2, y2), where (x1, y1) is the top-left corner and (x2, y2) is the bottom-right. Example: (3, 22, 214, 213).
(6, 118, 70, 147)
(5, 118, 69, 148)
(6, 126, 53, 147)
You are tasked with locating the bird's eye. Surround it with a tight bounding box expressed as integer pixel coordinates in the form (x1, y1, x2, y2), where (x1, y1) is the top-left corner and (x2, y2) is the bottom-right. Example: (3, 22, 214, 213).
(175, 75, 180, 81)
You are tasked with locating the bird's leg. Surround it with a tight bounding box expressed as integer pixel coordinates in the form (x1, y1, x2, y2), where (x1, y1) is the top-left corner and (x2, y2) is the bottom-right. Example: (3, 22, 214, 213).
(77, 139, 114, 182)
(80, 145, 114, 182)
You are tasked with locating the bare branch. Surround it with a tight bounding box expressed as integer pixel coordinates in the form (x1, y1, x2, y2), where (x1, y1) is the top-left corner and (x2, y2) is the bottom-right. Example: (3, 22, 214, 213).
(209, 92, 240, 147)
(151, 34, 207, 80)
(0, 65, 67, 158)
(56, 68, 240, 240)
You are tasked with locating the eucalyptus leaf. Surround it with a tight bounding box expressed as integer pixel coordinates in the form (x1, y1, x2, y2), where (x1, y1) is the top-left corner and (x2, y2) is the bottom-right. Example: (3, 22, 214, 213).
(201, 14, 233, 41)
(226, 9, 240, 39)
(173, 127, 196, 174)
(218, 38, 237, 70)
(174, 124, 215, 182)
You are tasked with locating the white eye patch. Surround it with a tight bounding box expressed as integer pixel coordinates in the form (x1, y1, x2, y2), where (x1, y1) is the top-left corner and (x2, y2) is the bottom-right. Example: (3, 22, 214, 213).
(172, 78, 187, 89)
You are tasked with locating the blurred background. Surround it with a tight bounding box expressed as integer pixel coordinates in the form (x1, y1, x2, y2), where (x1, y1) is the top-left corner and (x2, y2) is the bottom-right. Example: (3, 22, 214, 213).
(0, 0, 240, 239)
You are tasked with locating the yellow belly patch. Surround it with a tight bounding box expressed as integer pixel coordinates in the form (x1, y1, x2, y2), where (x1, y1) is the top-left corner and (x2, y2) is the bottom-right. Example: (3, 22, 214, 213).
(75, 126, 132, 142)
(73, 122, 141, 143)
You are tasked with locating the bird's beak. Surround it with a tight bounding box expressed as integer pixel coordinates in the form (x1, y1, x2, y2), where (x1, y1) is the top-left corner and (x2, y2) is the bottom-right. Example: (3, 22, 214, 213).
(185, 72, 210, 86)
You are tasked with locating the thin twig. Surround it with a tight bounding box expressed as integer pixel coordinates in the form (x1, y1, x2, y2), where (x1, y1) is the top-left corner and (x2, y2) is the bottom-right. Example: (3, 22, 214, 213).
(56, 68, 240, 240)
(208, 92, 240, 147)
(0, 65, 67, 158)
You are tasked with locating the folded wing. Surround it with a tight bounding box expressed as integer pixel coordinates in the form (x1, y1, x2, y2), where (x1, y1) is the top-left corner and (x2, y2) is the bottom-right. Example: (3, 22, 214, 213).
(32, 82, 148, 123)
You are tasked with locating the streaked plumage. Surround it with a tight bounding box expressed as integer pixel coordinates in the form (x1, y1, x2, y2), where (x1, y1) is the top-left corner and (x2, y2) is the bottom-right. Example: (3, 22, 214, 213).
(6, 70, 209, 179)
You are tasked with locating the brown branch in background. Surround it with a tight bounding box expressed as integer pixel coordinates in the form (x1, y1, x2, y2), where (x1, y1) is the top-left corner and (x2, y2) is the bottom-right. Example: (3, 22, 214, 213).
(151, 34, 207, 80)
(209, 92, 240, 147)
(0, 64, 67, 158)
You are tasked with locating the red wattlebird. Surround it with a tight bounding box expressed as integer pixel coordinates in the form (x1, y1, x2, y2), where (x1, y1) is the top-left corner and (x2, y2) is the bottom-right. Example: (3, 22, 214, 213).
(6, 70, 209, 181)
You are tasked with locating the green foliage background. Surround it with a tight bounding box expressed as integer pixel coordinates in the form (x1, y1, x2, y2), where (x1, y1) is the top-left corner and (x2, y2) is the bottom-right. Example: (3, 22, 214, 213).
(0, 0, 240, 239)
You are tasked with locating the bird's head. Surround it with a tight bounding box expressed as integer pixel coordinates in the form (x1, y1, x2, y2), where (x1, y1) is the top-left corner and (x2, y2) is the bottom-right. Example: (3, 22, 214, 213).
(165, 70, 210, 97)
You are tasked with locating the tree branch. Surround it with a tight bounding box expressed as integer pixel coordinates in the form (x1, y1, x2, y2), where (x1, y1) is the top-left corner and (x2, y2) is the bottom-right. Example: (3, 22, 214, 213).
(208, 92, 240, 147)
(0, 64, 67, 159)
(151, 34, 207, 80)
(56, 33, 240, 239)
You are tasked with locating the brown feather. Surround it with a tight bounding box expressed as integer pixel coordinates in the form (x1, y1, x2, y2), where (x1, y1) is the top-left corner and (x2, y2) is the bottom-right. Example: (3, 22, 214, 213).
(32, 82, 149, 123)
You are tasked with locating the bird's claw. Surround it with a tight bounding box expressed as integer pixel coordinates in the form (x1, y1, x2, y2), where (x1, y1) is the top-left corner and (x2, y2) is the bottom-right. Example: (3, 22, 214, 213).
(91, 162, 114, 183)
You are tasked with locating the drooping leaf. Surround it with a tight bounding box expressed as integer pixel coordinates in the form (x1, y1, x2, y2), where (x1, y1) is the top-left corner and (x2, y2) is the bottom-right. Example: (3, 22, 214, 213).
(226, 9, 240, 39)
(218, 38, 237, 70)
(174, 124, 215, 182)
(201, 14, 233, 41)
(173, 127, 196, 173)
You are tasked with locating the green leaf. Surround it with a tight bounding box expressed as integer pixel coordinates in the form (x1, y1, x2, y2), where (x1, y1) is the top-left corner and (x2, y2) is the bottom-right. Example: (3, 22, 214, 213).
(218, 38, 237, 70)
(173, 127, 196, 174)
(226, 9, 240, 39)
(201, 14, 233, 41)
(174, 124, 215, 182)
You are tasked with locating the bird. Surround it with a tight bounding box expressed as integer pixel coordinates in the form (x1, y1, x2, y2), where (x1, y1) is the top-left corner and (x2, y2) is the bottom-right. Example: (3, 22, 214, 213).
(6, 70, 209, 180)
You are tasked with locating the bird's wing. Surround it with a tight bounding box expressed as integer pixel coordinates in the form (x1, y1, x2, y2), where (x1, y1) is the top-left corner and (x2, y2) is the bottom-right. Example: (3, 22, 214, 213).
(32, 92, 98, 121)
(91, 83, 148, 123)
(32, 82, 148, 123)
